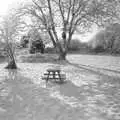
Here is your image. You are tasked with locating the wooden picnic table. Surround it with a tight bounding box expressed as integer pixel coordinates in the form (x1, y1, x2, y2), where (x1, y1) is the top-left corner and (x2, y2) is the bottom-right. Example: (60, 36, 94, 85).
(42, 68, 66, 83)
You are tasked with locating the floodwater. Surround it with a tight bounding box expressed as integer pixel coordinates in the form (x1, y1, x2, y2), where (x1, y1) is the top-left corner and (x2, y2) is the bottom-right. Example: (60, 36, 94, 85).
(0, 54, 120, 120)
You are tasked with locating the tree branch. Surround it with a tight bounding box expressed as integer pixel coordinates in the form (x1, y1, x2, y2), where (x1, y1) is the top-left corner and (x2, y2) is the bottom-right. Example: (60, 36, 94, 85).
(47, 0, 59, 42)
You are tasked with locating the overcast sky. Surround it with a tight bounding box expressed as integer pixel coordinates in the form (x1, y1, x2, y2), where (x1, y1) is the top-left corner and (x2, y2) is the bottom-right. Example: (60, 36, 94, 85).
(0, 0, 98, 42)
(0, 0, 26, 15)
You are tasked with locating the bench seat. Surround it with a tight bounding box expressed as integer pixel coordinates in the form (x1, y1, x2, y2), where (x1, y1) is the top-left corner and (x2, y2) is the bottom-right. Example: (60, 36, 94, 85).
(44, 73, 66, 77)
(42, 75, 66, 81)
(42, 68, 66, 83)
(42, 77, 65, 80)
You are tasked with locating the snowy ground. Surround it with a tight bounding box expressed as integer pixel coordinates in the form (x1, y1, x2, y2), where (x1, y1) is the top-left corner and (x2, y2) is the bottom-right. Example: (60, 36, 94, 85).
(0, 54, 120, 120)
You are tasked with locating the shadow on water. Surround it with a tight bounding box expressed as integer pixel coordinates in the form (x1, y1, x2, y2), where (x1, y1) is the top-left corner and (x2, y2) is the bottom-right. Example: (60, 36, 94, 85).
(59, 80, 83, 98)
(48, 79, 86, 105)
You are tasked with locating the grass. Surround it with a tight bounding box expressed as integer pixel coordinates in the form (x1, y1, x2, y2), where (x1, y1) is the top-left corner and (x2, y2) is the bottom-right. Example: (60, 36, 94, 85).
(19, 53, 58, 63)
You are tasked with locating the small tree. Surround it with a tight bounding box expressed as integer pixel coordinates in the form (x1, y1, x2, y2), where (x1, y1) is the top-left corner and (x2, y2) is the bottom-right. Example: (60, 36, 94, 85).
(0, 11, 25, 69)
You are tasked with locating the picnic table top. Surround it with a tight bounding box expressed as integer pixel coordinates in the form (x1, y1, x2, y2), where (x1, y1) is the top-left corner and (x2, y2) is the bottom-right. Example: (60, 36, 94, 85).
(47, 68, 61, 72)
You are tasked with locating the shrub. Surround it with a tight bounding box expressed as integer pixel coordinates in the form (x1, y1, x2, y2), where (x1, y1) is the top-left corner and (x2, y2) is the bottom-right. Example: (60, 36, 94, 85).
(45, 47, 56, 53)
(68, 39, 81, 51)
(93, 46, 105, 53)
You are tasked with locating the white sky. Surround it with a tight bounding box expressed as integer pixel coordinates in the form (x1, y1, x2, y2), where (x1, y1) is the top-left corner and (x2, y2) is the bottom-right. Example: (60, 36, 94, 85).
(0, 0, 16, 15)
(0, 0, 98, 42)
(0, 0, 26, 16)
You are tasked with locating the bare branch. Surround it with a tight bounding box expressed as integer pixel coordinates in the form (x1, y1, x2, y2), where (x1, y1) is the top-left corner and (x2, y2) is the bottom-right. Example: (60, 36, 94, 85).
(32, 0, 47, 24)
(66, 0, 72, 24)
(58, 0, 65, 24)
(47, 0, 59, 42)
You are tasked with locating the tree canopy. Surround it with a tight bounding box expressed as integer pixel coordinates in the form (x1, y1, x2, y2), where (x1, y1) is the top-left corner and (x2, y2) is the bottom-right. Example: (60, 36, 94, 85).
(13, 0, 120, 59)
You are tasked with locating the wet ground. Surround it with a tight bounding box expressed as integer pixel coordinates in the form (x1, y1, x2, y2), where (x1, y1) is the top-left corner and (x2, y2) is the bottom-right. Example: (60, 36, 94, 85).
(0, 54, 120, 120)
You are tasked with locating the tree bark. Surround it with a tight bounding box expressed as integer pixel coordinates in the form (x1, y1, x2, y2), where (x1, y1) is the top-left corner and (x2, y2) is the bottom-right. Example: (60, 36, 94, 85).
(5, 59, 17, 69)
(5, 45, 17, 69)
(58, 52, 66, 60)
(58, 49, 67, 60)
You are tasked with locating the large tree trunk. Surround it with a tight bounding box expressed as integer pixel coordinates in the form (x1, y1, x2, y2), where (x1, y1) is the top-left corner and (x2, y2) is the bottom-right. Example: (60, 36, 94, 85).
(5, 59, 17, 69)
(56, 41, 67, 60)
(5, 45, 17, 69)
(58, 51, 67, 60)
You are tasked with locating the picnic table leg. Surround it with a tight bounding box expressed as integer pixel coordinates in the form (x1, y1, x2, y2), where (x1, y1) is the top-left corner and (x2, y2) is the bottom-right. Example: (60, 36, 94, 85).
(53, 72, 56, 81)
(46, 72, 50, 83)
(57, 71, 62, 82)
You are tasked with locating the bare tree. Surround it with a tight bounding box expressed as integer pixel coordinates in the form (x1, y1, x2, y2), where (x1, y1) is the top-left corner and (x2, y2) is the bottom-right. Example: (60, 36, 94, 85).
(0, 11, 25, 69)
(20, 0, 117, 60)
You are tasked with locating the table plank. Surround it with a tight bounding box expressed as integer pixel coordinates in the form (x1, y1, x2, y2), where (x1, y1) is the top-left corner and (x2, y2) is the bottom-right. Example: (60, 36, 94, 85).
(42, 68, 66, 83)
(47, 68, 61, 72)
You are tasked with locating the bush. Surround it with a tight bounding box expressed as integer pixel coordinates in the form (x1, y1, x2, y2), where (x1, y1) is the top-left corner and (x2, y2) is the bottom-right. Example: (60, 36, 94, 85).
(20, 35, 29, 48)
(45, 47, 56, 53)
(93, 46, 105, 53)
(68, 39, 81, 51)
(29, 40, 45, 54)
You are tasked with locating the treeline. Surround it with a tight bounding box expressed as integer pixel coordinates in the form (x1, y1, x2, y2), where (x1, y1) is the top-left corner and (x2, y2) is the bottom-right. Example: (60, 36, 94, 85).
(88, 23, 120, 54)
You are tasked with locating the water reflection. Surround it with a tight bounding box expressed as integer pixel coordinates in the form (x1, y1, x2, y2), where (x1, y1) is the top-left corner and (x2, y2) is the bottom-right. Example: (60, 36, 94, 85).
(0, 69, 28, 119)
(6, 69, 18, 81)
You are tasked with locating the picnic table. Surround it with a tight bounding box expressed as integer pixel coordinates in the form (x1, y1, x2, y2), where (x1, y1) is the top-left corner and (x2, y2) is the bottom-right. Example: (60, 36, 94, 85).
(42, 68, 66, 83)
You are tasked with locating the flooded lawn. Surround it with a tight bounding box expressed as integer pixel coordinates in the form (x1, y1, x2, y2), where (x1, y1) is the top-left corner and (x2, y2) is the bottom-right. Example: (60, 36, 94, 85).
(0, 54, 120, 120)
